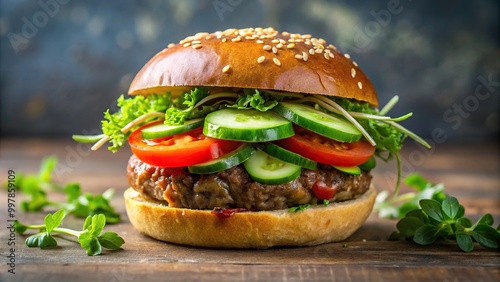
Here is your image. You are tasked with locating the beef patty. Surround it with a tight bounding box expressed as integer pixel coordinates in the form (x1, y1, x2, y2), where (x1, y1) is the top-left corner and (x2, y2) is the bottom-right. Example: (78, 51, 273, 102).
(127, 155, 372, 211)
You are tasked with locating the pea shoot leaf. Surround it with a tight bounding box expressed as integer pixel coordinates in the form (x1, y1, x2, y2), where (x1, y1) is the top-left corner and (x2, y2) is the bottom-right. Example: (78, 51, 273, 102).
(98, 232, 126, 250)
(44, 209, 66, 233)
(78, 232, 102, 256)
(26, 232, 57, 249)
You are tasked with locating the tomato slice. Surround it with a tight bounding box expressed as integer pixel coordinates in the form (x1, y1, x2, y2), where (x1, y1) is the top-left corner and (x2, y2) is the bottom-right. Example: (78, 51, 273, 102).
(128, 121, 242, 167)
(274, 126, 375, 167)
(312, 180, 338, 200)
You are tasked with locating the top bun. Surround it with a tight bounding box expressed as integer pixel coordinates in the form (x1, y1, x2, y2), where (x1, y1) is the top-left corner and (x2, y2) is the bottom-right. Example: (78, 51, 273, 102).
(129, 27, 378, 106)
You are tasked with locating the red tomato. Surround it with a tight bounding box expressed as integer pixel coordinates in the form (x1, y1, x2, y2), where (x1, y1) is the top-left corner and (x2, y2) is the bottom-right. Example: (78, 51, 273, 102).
(312, 180, 338, 200)
(128, 121, 242, 167)
(274, 126, 375, 167)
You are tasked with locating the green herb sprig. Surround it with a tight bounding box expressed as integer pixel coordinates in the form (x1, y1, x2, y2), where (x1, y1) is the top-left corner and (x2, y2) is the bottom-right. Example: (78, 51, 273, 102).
(7, 156, 120, 223)
(15, 210, 124, 256)
(377, 173, 500, 252)
(374, 173, 446, 219)
(390, 196, 500, 252)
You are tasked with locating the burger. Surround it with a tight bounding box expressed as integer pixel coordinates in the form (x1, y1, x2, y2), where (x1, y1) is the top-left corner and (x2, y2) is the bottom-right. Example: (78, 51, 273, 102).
(74, 27, 428, 248)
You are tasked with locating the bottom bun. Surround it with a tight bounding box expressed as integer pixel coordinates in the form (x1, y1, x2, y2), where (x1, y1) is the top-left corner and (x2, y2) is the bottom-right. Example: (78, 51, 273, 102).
(124, 185, 376, 248)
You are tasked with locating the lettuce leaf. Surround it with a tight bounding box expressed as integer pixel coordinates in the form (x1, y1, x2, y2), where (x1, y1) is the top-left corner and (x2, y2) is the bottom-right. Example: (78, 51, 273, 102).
(101, 94, 170, 152)
(227, 89, 282, 111)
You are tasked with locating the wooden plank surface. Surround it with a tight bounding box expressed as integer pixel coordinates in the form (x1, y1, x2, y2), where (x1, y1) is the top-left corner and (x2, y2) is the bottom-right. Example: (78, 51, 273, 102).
(0, 138, 499, 282)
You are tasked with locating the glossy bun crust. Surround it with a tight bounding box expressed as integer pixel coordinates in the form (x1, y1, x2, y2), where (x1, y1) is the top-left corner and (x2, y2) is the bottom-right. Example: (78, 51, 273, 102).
(124, 185, 376, 248)
(129, 27, 378, 106)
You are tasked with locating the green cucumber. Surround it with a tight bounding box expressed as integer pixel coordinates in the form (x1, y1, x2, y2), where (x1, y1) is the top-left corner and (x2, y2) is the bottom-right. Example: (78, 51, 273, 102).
(273, 102, 362, 142)
(359, 156, 376, 171)
(263, 143, 317, 170)
(244, 149, 302, 185)
(203, 109, 294, 142)
(141, 118, 204, 139)
(188, 144, 256, 174)
(333, 165, 361, 175)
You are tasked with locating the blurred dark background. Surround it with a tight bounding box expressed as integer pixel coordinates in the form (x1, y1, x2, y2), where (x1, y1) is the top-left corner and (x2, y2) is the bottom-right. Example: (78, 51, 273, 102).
(1, 0, 499, 142)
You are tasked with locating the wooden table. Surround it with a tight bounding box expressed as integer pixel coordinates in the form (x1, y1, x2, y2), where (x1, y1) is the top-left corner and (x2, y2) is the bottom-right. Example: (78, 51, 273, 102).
(1, 138, 499, 281)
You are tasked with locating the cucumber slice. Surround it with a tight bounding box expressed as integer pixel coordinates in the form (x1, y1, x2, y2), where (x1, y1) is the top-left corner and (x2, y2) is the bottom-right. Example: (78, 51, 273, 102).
(359, 156, 376, 171)
(141, 118, 204, 139)
(188, 144, 256, 174)
(263, 143, 317, 170)
(244, 149, 302, 185)
(273, 102, 362, 142)
(204, 109, 294, 142)
(333, 165, 361, 175)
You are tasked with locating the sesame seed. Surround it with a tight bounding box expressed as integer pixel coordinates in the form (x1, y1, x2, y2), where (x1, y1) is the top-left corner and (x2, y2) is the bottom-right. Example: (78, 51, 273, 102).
(205, 36, 211, 40)
(324, 52, 330, 60)
(256, 40, 264, 44)
(344, 53, 351, 59)
(351, 68, 356, 78)
(273, 58, 281, 66)
(222, 38, 227, 42)
(302, 52, 309, 61)
(272, 39, 279, 44)
(167, 43, 175, 48)
(315, 48, 323, 54)
(353, 61, 358, 67)
(288, 39, 296, 43)
(272, 47, 278, 53)
(309, 48, 315, 55)
(192, 44, 202, 49)
(276, 43, 283, 49)
(232, 36, 242, 42)
(183, 42, 191, 47)
(191, 40, 201, 44)
(358, 82, 363, 89)
(295, 54, 303, 59)
(286, 43, 295, 49)
(330, 53, 335, 59)
(222, 65, 230, 73)
(263, 45, 272, 51)
(257, 56, 266, 63)
(195, 32, 209, 38)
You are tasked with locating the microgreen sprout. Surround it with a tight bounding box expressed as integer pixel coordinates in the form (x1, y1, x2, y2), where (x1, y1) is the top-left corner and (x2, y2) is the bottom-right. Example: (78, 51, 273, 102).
(15, 210, 125, 256)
